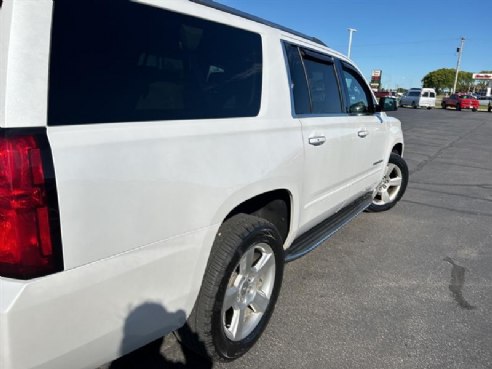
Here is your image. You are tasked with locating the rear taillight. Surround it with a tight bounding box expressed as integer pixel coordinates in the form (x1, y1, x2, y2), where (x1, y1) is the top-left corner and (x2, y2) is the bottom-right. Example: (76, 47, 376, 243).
(0, 129, 62, 279)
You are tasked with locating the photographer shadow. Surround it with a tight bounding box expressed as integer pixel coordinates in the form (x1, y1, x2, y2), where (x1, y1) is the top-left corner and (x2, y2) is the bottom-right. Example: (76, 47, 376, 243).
(108, 302, 213, 369)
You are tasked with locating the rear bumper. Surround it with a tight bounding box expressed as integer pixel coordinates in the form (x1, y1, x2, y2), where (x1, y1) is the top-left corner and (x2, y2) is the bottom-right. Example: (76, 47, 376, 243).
(0, 225, 215, 369)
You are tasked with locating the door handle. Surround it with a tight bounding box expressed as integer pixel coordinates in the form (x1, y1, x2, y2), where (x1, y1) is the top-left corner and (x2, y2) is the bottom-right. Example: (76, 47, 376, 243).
(308, 136, 326, 146)
(357, 130, 369, 138)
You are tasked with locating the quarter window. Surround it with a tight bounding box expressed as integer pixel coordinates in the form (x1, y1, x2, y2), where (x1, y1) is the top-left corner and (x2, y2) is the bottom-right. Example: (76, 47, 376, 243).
(284, 44, 311, 114)
(48, 1, 262, 125)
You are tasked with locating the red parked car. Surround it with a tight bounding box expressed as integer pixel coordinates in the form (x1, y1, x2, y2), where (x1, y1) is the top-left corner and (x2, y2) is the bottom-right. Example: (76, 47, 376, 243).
(442, 93, 479, 111)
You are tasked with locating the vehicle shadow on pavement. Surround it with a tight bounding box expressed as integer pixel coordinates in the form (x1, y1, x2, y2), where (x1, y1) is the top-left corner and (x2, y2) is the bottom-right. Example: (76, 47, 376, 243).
(107, 302, 213, 369)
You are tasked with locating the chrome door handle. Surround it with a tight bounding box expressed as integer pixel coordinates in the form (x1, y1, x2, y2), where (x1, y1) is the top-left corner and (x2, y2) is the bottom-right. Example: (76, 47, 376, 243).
(308, 136, 326, 146)
(358, 130, 369, 138)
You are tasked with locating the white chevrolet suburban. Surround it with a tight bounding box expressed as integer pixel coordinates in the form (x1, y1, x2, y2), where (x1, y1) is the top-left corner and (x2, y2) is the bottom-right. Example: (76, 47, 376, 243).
(0, 1, 408, 368)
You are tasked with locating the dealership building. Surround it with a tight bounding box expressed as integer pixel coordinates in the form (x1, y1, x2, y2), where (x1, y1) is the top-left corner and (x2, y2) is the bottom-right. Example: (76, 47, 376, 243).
(473, 73, 492, 96)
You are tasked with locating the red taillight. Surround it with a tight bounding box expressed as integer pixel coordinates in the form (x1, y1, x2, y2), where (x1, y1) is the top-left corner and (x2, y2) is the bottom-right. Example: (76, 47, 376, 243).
(0, 132, 62, 279)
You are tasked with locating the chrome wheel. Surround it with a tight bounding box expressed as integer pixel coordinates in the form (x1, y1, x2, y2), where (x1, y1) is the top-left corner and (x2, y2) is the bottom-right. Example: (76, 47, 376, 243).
(222, 243, 276, 341)
(373, 162, 403, 206)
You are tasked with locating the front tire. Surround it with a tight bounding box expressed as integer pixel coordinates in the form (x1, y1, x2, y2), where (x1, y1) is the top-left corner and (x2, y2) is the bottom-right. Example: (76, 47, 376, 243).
(367, 153, 408, 212)
(456, 104, 461, 111)
(179, 214, 284, 361)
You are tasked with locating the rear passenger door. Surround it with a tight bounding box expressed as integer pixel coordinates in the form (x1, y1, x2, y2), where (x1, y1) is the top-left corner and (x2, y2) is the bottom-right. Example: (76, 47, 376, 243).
(284, 44, 383, 231)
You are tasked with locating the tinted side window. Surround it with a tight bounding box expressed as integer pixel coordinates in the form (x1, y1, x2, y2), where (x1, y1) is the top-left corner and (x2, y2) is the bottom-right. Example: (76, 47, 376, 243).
(423, 92, 429, 97)
(284, 44, 310, 114)
(430, 92, 436, 98)
(342, 67, 373, 114)
(48, 1, 262, 125)
(302, 58, 342, 114)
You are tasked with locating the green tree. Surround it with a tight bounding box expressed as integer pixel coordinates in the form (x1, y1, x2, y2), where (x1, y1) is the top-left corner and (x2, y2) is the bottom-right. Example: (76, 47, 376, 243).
(456, 71, 473, 92)
(421, 68, 455, 94)
(422, 68, 475, 93)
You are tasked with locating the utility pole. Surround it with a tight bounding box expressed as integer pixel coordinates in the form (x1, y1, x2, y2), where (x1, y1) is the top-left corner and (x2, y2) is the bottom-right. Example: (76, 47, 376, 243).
(453, 37, 465, 93)
(347, 28, 357, 59)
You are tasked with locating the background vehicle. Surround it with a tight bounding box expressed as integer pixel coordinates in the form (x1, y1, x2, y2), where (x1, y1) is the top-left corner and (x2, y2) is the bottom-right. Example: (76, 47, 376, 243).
(0, 1, 407, 368)
(442, 93, 479, 111)
(399, 88, 436, 109)
(478, 96, 492, 110)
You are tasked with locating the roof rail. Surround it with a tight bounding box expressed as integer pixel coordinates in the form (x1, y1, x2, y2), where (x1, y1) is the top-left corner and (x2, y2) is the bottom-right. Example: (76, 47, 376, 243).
(188, 0, 326, 47)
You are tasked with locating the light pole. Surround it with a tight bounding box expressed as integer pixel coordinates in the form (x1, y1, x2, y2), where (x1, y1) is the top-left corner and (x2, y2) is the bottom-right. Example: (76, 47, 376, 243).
(347, 28, 357, 59)
(453, 37, 465, 93)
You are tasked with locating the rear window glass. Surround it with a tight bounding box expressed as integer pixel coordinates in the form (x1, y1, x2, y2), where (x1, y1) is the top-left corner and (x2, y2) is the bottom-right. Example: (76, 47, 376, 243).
(303, 59, 342, 114)
(48, 1, 262, 125)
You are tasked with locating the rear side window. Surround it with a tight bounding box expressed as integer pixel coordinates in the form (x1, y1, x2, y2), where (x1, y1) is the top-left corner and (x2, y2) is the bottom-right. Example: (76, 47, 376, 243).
(302, 58, 342, 114)
(430, 92, 436, 98)
(48, 1, 262, 125)
(284, 43, 342, 115)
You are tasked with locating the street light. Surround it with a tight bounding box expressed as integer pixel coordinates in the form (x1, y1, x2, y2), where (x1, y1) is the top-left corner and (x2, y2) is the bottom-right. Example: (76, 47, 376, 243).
(347, 28, 357, 59)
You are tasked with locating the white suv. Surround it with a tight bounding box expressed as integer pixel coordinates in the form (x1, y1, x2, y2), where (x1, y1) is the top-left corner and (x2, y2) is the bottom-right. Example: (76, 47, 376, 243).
(0, 1, 408, 368)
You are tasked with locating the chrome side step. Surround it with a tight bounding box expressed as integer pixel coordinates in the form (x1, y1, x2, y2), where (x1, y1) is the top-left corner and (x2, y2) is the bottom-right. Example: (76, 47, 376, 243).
(285, 193, 373, 262)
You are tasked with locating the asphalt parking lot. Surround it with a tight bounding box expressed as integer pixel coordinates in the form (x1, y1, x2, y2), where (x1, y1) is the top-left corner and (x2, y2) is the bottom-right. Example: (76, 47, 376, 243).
(102, 108, 492, 369)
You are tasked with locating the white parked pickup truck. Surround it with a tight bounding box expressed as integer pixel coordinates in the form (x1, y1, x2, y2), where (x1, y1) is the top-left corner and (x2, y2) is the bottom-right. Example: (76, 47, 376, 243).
(0, 1, 408, 368)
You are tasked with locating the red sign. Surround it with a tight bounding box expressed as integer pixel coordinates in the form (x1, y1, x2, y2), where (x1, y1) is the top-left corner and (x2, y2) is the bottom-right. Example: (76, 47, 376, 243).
(472, 73, 492, 80)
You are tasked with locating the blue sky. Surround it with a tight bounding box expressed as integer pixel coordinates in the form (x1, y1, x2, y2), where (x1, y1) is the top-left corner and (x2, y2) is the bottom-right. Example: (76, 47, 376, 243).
(216, 0, 492, 90)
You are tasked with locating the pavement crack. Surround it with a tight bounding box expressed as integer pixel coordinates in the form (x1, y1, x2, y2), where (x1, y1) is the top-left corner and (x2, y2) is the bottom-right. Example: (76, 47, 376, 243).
(411, 181, 492, 190)
(410, 186, 492, 203)
(401, 199, 492, 217)
(409, 120, 489, 175)
(443, 257, 476, 310)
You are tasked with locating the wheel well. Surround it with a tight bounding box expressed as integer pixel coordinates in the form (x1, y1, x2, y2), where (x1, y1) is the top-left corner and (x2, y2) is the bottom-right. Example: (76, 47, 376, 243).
(392, 143, 403, 156)
(225, 190, 291, 242)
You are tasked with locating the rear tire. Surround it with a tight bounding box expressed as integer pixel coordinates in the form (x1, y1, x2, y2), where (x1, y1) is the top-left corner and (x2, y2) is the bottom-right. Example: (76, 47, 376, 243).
(442, 103, 447, 109)
(412, 102, 417, 109)
(367, 153, 408, 212)
(456, 104, 461, 111)
(472, 108, 477, 112)
(179, 214, 284, 361)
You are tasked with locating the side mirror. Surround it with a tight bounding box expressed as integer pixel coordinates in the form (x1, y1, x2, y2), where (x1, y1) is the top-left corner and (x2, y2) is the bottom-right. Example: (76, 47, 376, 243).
(349, 101, 367, 114)
(379, 97, 398, 112)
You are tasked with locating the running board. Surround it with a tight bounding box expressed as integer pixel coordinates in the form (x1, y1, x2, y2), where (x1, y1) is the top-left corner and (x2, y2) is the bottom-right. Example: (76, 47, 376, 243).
(285, 193, 373, 262)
